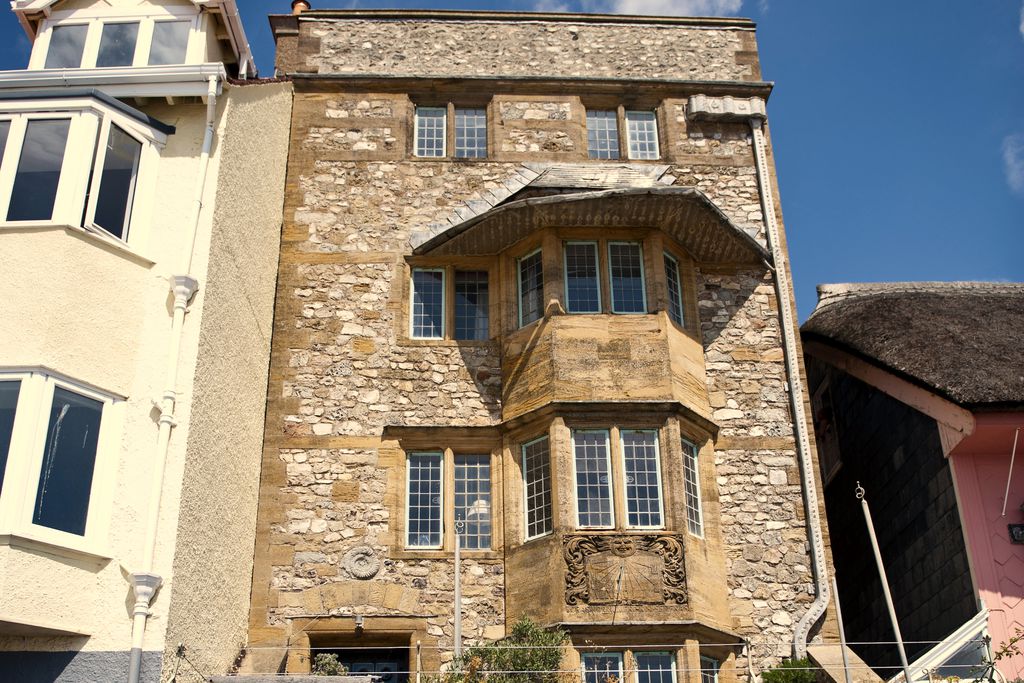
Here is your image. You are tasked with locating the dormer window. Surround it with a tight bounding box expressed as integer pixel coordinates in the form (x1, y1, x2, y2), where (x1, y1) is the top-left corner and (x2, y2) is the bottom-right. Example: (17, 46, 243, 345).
(31, 13, 196, 71)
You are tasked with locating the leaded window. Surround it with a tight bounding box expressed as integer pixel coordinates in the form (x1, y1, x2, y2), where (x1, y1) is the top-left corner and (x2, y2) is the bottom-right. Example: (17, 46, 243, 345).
(454, 270, 489, 340)
(407, 452, 443, 548)
(564, 241, 601, 313)
(415, 107, 446, 158)
(518, 249, 544, 327)
(637, 653, 677, 683)
(682, 439, 704, 536)
(626, 110, 659, 160)
(455, 455, 491, 549)
(622, 430, 663, 528)
(411, 268, 445, 339)
(522, 436, 552, 540)
(664, 252, 685, 326)
(454, 108, 487, 158)
(608, 242, 647, 313)
(587, 109, 620, 160)
(573, 429, 613, 528)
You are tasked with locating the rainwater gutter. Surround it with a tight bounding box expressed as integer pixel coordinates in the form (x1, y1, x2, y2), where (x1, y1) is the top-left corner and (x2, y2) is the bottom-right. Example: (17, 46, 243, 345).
(746, 113, 830, 658)
(127, 73, 221, 683)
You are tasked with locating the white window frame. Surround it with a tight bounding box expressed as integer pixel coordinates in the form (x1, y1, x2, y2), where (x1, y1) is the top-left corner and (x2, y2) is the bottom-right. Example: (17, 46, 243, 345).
(521, 435, 553, 542)
(620, 429, 665, 530)
(682, 438, 705, 538)
(0, 97, 164, 251)
(570, 429, 615, 530)
(453, 107, 488, 159)
(0, 369, 122, 557)
(563, 241, 602, 314)
(582, 652, 625, 683)
(636, 652, 679, 683)
(409, 267, 446, 340)
(413, 106, 447, 158)
(625, 110, 660, 160)
(405, 451, 444, 550)
(608, 241, 648, 314)
(29, 7, 201, 71)
(453, 453, 491, 550)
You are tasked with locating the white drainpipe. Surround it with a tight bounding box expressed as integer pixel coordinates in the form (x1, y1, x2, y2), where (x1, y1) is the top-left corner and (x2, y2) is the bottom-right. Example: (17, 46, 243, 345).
(127, 74, 221, 683)
(748, 115, 830, 657)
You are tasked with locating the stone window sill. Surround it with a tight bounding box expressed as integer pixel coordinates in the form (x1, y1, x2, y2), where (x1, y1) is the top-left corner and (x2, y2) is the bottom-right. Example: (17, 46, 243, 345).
(391, 548, 502, 561)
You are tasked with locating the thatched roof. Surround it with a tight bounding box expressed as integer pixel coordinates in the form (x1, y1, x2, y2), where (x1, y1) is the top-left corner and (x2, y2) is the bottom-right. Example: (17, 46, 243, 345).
(802, 282, 1024, 408)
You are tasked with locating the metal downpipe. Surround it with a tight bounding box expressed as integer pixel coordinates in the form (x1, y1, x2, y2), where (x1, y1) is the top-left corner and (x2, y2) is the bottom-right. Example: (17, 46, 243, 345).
(748, 116, 830, 658)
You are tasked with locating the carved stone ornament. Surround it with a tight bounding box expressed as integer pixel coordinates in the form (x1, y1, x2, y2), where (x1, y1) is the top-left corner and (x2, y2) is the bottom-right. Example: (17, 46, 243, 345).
(342, 546, 380, 580)
(564, 534, 686, 606)
(687, 94, 767, 122)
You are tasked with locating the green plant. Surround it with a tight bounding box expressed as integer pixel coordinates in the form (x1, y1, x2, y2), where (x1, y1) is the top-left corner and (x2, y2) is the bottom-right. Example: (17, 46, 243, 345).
(312, 652, 347, 676)
(761, 658, 817, 683)
(433, 617, 570, 683)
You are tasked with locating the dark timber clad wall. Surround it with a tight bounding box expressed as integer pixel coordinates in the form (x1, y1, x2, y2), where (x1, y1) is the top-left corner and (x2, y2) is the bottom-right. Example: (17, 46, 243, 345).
(805, 356, 976, 675)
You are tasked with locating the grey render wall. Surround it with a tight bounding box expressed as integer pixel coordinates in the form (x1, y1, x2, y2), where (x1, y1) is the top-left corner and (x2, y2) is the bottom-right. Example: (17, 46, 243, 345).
(806, 355, 976, 674)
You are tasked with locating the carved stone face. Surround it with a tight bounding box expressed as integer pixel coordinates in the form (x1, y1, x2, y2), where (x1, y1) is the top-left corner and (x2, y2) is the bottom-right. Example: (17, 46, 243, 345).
(610, 537, 636, 557)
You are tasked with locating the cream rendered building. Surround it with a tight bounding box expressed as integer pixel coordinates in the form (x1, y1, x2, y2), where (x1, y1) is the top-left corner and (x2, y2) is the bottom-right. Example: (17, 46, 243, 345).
(0, 1, 291, 681)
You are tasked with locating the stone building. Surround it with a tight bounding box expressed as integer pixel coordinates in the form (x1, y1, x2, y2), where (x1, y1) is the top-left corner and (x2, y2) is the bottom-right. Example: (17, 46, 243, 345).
(0, 1, 291, 681)
(242, 7, 840, 681)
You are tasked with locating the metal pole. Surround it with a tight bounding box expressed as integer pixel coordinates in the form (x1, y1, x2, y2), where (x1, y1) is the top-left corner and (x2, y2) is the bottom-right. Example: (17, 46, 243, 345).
(454, 520, 463, 662)
(1001, 428, 1020, 517)
(416, 641, 422, 683)
(856, 482, 912, 683)
(832, 576, 853, 683)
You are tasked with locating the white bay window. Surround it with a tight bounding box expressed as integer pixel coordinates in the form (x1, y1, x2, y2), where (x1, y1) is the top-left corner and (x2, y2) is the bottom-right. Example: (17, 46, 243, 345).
(0, 369, 122, 555)
(0, 96, 167, 247)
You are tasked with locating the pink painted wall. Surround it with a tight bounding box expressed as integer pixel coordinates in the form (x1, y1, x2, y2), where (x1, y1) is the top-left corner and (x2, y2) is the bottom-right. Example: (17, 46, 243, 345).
(951, 416, 1024, 679)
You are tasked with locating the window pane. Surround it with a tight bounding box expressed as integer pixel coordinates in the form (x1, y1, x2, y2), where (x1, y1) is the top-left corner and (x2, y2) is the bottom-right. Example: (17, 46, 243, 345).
(44, 24, 88, 69)
(637, 653, 676, 683)
(683, 440, 704, 536)
(148, 21, 190, 66)
(664, 253, 685, 326)
(411, 269, 444, 339)
(587, 109, 620, 160)
(8, 119, 70, 222)
(522, 436, 552, 539)
(93, 125, 142, 240)
(407, 453, 443, 547)
(0, 381, 20, 496)
(455, 455, 491, 550)
(609, 242, 646, 313)
(622, 430, 663, 528)
(415, 107, 446, 158)
(454, 107, 487, 158)
(564, 242, 600, 313)
(583, 654, 622, 683)
(0, 121, 10, 170)
(518, 250, 544, 327)
(97, 22, 140, 67)
(699, 657, 719, 683)
(33, 387, 102, 536)
(626, 110, 659, 160)
(454, 271, 489, 341)
(573, 430, 612, 528)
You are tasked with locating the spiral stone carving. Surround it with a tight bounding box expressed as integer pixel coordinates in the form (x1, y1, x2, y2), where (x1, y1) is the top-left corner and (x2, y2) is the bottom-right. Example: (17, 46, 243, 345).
(343, 546, 380, 580)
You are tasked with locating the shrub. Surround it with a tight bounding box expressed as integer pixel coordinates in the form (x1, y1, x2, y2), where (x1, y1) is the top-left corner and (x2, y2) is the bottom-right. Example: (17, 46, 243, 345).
(436, 617, 570, 683)
(761, 658, 817, 683)
(312, 652, 347, 676)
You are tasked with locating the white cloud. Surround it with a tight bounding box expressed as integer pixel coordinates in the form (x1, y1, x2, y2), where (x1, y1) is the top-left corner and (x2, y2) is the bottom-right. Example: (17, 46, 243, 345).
(1003, 133, 1024, 195)
(534, 0, 572, 10)
(1019, 1, 1024, 39)
(578, 0, 744, 16)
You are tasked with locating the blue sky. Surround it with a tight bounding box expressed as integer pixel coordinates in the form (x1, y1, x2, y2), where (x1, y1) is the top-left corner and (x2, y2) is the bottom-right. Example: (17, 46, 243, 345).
(1, 0, 1020, 318)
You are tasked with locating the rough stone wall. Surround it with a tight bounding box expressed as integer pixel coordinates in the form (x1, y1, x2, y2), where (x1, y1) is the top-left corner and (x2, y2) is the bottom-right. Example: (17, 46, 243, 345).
(251, 13, 830, 679)
(299, 18, 761, 82)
